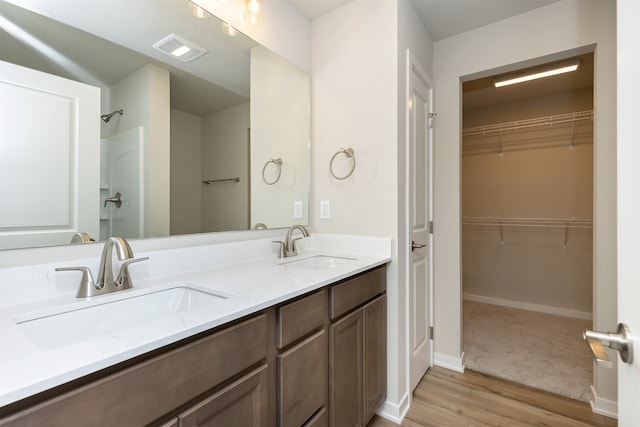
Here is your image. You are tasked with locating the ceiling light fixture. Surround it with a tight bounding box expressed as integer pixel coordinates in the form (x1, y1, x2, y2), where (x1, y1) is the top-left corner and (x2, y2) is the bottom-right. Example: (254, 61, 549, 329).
(244, 0, 263, 24)
(494, 59, 580, 88)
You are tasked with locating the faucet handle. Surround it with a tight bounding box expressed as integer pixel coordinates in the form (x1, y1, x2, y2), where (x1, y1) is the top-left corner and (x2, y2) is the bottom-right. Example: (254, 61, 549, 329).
(55, 267, 97, 298)
(116, 257, 149, 290)
(290, 237, 305, 254)
(272, 241, 286, 258)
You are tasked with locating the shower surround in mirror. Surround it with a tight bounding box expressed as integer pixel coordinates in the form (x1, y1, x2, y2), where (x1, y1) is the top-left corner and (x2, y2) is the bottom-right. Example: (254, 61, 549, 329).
(0, 0, 310, 250)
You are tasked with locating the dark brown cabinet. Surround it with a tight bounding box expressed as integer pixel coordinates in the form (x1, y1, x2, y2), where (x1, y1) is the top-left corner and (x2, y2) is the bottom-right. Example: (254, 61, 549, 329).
(177, 365, 269, 427)
(277, 289, 328, 427)
(0, 265, 386, 427)
(0, 313, 271, 427)
(329, 266, 387, 427)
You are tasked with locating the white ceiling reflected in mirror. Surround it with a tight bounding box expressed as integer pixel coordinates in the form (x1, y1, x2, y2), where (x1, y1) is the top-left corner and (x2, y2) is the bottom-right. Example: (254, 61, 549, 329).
(0, 0, 310, 250)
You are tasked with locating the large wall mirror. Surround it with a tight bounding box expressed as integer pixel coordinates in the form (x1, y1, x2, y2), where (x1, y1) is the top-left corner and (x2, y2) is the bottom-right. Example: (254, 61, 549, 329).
(0, 0, 310, 250)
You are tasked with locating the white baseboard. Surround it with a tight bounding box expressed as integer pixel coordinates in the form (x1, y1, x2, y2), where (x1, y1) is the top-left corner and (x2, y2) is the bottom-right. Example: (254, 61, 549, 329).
(589, 385, 618, 418)
(463, 293, 592, 320)
(377, 392, 410, 424)
(434, 352, 465, 373)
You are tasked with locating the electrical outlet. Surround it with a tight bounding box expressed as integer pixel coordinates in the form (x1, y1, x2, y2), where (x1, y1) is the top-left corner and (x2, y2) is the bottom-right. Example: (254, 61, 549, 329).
(320, 200, 330, 219)
(293, 201, 303, 218)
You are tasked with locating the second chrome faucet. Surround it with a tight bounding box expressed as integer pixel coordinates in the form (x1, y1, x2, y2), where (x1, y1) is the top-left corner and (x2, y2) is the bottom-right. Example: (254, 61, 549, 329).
(273, 225, 310, 258)
(56, 237, 148, 298)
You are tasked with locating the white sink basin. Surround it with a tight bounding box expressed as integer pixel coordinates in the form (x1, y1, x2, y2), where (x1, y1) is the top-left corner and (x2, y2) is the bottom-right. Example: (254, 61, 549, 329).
(280, 255, 356, 270)
(15, 284, 233, 350)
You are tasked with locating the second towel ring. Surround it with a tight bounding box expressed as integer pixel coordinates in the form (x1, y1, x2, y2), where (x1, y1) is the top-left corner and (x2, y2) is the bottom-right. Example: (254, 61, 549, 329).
(330, 148, 356, 180)
(262, 158, 282, 185)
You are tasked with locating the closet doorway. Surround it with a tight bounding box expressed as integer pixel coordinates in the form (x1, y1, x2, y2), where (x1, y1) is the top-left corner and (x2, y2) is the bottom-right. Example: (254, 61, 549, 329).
(461, 53, 594, 402)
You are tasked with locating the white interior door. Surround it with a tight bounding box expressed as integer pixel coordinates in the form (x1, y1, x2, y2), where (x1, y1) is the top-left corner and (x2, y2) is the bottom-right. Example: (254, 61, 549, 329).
(407, 51, 434, 391)
(0, 61, 99, 249)
(616, 1, 640, 423)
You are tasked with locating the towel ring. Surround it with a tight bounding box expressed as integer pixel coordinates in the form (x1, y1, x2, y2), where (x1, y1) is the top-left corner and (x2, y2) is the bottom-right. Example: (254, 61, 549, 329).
(262, 158, 282, 185)
(330, 148, 356, 180)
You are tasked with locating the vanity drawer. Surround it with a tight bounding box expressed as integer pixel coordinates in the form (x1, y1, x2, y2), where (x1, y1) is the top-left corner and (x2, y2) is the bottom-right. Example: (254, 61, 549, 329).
(329, 265, 386, 320)
(277, 289, 327, 349)
(277, 329, 327, 427)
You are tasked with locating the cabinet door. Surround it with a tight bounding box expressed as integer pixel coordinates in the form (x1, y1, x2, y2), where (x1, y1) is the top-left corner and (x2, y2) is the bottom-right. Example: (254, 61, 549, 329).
(329, 309, 363, 427)
(364, 295, 386, 424)
(278, 329, 327, 426)
(178, 365, 269, 427)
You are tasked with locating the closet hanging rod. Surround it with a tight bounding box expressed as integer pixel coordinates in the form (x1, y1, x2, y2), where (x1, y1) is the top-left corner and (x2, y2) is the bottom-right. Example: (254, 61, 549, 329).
(202, 177, 240, 184)
(462, 216, 592, 228)
(462, 110, 593, 137)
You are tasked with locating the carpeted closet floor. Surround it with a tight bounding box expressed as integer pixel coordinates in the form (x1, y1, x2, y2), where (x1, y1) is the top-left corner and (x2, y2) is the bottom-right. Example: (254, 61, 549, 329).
(463, 300, 593, 402)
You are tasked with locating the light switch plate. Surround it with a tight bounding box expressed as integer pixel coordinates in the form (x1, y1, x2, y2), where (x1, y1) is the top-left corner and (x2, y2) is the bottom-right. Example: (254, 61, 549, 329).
(293, 201, 303, 218)
(320, 200, 330, 219)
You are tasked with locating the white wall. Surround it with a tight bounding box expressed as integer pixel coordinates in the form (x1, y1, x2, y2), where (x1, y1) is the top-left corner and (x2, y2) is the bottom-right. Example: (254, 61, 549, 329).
(109, 64, 171, 239)
(170, 109, 203, 235)
(433, 0, 617, 411)
(202, 102, 250, 232)
(312, 0, 432, 421)
(250, 47, 309, 229)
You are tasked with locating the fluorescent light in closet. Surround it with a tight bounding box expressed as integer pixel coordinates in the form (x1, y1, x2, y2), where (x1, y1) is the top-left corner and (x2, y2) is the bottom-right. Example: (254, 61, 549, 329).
(494, 59, 580, 88)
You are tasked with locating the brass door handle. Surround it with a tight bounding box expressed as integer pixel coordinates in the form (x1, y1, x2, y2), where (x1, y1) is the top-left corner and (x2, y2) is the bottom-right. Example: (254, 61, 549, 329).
(411, 241, 426, 251)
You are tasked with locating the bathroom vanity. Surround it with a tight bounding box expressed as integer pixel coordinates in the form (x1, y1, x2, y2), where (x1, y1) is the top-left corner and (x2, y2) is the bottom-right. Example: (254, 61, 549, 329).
(0, 235, 390, 426)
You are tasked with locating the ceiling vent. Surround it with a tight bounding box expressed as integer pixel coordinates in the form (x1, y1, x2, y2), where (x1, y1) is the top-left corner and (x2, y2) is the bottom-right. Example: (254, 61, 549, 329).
(153, 34, 207, 62)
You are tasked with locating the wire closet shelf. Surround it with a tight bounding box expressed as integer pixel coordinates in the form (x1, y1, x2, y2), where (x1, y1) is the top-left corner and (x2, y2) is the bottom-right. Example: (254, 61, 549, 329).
(462, 216, 592, 228)
(462, 110, 593, 155)
(462, 216, 593, 247)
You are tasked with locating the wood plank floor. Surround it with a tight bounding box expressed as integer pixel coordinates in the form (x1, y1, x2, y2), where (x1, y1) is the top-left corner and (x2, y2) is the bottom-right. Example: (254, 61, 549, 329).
(368, 367, 617, 427)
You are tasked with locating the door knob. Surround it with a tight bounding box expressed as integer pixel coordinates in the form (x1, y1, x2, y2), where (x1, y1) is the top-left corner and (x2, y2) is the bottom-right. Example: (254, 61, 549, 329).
(104, 192, 122, 208)
(583, 322, 633, 367)
(411, 241, 426, 251)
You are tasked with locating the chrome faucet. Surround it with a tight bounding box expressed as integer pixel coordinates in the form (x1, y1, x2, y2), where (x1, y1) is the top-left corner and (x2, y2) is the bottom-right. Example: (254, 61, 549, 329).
(274, 225, 310, 258)
(56, 237, 148, 298)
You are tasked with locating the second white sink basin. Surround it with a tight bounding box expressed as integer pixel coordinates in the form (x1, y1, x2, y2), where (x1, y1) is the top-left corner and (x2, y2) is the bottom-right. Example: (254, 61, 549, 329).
(280, 255, 356, 270)
(15, 284, 232, 350)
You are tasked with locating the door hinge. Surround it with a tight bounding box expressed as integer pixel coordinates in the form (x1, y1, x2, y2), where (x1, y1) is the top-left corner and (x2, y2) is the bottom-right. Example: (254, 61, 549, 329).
(428, 221, 434, 234)
(429, 326, 434, 340)
(428, 112, 437, 129)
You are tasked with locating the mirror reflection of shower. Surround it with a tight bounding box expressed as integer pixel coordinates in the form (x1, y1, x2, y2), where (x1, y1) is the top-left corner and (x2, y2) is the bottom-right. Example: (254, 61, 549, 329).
(101, 109, 123, 123)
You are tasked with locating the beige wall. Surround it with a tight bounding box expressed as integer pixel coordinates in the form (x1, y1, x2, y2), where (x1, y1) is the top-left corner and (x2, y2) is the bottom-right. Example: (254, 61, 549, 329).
(434, 0, 617, 409)
(462, 89, 594, 316)
(170, 109, 203, 235)
(202, 103, 250, 232)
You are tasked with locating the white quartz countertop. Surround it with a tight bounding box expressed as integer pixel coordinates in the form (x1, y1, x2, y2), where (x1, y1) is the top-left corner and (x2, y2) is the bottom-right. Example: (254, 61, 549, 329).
(0, 234, 391, 407)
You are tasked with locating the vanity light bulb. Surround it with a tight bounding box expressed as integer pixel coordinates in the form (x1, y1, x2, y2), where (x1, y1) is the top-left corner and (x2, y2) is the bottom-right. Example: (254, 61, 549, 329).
(189, 2, 208, 19)
(244, 0, 262, 24)
(221, 22, 238, 36)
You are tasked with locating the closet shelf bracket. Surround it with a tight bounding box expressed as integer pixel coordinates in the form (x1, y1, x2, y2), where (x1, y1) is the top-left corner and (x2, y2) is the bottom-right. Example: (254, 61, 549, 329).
(570, 120, 576, 150)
